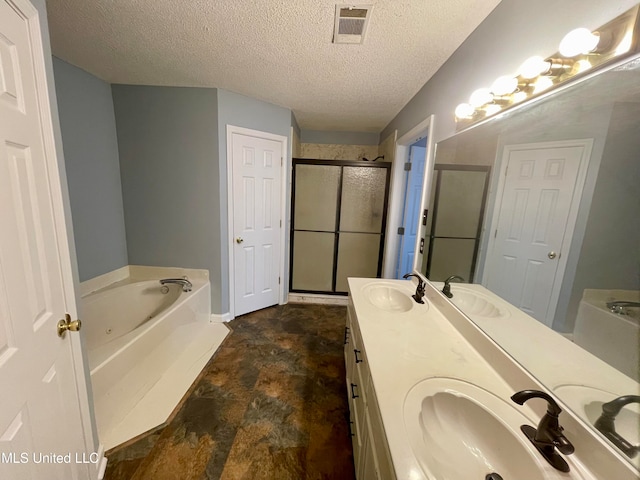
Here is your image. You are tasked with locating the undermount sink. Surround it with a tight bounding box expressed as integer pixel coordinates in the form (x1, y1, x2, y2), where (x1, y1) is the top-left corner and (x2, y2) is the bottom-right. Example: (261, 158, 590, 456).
(448, 286, 508, 318)
(403, 378, 547, 479)
(363, 283, 415, 312)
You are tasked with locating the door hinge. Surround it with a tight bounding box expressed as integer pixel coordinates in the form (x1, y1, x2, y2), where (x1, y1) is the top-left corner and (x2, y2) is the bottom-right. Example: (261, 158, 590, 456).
(494, 229, 498, 238)
(404, 162, 412, 171)
(280, 219, 282, 228)
(397, 227, 405, 235)
(278, 276, 281, 284)
(281, 156, 283, 166)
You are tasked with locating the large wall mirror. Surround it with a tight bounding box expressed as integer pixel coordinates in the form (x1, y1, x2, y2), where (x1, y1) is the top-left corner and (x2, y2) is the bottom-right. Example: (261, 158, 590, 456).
(413, 54, 640, 466)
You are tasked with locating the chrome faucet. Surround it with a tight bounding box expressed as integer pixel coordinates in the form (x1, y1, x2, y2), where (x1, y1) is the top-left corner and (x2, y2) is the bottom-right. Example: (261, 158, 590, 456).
(511, 390, 575, 472)
(402, 273, 425, 304)
(442, 275, 464, 298)
(159, 277, 193, 292)
(594, 395, 640, 458)
(606, 300, 640, 314)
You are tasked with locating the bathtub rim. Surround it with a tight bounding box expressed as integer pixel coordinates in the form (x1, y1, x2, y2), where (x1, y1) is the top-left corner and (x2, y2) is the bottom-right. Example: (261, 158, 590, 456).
(79, 265, 209, 298)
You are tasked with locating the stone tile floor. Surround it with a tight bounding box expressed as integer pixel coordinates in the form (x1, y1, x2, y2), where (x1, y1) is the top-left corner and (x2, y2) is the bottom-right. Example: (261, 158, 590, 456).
(104, 303, 355, 480)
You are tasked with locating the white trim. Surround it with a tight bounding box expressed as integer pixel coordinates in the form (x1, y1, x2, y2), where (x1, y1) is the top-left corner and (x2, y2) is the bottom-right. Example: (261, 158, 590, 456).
(383, 116, 435, 278)
(211, 312, 233, 323)
(482, 138, 594, 327)
(19, 0, 102, 475)
(226, 125, 289, 320)
(288, 293, 349, 306)
(97, 445, 107, 479)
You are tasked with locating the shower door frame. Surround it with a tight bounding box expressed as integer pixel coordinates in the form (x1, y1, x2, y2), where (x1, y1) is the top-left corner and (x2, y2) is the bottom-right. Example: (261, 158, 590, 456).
(424, 164, 491, 283)
(289, 159, 392, 295)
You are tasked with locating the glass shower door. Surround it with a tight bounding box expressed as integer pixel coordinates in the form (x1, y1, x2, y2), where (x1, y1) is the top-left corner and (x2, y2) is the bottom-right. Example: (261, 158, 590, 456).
(423, 165, 490, 282)
(290, 164, 341, 291)
(290, 160, 391, 294)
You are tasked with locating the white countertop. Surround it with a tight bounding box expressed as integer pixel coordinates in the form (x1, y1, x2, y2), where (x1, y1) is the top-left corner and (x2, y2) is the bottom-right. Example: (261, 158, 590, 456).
(347, 277, 639, 480)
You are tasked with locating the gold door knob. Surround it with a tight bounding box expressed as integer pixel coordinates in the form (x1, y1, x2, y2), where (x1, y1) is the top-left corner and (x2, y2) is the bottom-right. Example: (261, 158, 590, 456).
(548, 251, 557, 259)
(57, 313, 82, 338)
(236, 237, 244, 244)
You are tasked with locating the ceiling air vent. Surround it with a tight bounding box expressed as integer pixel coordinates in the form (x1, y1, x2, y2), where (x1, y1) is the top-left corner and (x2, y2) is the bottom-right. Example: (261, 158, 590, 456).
(333, 4, 373, 44)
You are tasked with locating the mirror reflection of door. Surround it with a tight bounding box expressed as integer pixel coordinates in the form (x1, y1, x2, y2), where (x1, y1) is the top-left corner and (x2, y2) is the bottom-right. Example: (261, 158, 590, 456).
(484, 140, 592, 327)
(396, 144, 426, 278)
(423, 165, 490, 282)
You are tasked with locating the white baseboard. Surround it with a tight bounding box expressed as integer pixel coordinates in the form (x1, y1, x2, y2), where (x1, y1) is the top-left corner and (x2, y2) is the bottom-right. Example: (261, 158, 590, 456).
(97, 451, 107, 480)
(288, 293, 348, 306)
(211, 312, 233, 323)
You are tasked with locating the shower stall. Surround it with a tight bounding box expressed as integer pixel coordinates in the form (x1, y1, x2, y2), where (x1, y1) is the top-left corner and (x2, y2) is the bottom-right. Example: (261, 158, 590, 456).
(290, 159, 391, 294)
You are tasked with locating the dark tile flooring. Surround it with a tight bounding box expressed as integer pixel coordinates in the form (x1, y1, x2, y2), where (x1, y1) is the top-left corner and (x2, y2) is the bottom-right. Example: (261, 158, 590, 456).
(104, 303, 355, 480)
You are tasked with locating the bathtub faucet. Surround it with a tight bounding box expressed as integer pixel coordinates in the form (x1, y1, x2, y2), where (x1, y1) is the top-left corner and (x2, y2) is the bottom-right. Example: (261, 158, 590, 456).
(159, 277, 193, 292)
(606, 300, 640, 314)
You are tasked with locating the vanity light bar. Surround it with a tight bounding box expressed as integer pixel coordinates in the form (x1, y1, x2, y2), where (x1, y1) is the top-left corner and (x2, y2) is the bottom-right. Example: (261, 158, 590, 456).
(454, 4, 640, 128)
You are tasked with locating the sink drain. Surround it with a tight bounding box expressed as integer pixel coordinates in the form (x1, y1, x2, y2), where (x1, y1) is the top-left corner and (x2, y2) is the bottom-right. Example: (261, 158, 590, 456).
(486, 474, 503, 480)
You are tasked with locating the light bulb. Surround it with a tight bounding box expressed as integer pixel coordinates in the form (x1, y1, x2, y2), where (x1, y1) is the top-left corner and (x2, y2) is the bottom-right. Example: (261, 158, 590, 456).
(519, 56, 551, 79)
(491, 75, 518, 95)
(455, 103, 475, 119)
(469, 88, 493, 107)
(559, 28, 600, 57)
(533, 76, 554, 93)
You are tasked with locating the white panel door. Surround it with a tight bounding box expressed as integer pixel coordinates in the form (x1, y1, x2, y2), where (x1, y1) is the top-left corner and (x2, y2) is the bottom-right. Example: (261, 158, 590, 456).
(486, 144, 584, 325)
(0, 1, 98, 479)
(231, 132, 282, 317)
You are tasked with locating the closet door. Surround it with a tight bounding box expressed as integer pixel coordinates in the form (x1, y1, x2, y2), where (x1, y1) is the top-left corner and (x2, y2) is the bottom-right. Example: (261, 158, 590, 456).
(290, 160, 390, 294)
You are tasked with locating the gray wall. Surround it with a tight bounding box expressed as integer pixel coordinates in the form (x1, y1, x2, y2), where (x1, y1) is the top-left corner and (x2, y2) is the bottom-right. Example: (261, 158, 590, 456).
(112, 85, 219, 306)
(217, 89, 292, 314)
(53, 58, 128, 281)
(564, 102, 640, 330)
(380, 0, 639, 144)
(301, 130, 380, 145)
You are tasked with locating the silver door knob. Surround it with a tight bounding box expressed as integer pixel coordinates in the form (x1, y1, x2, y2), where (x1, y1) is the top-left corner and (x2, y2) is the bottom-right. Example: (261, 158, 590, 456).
(236, 237, 244, 244)
(548, 251, 557, 259)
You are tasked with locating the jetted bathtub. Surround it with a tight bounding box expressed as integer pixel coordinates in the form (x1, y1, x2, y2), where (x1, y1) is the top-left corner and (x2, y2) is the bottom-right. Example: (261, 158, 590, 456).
(80, 268, 213, 448)
(574, 289, 640, 382)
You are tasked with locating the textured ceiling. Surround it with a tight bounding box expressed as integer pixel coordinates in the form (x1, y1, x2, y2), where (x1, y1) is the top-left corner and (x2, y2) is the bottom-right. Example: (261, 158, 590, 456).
(46, 0, 502, 132)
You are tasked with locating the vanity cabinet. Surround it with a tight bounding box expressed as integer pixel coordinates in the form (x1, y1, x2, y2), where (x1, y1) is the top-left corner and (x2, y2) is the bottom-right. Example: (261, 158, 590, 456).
(344, 306, 396, 480)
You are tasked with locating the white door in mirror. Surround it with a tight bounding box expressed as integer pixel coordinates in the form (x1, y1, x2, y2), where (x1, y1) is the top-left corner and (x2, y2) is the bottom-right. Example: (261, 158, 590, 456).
(485, 141, 587, 326)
